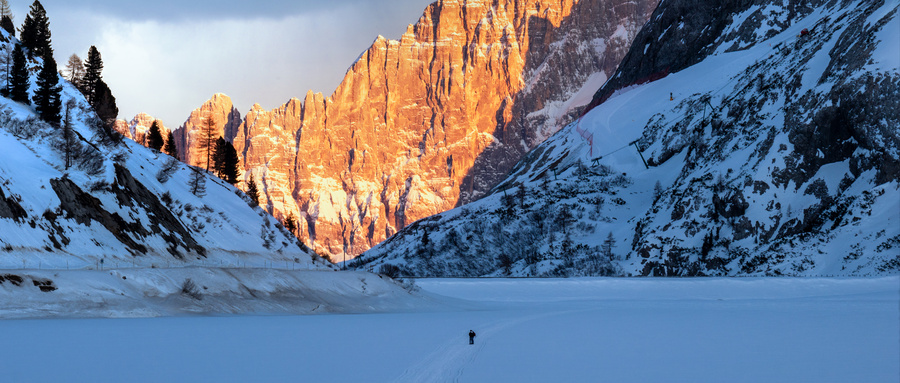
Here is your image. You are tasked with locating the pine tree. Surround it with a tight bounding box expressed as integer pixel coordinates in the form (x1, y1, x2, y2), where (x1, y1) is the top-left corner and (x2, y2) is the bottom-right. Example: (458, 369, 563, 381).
(0, 0, 14, 36)
(63, 54, 83, 84)
(601, 232, 616, 262)
(701, 232, 714, 259)
(221, 141, 241, 185)
(561, 233, 574, 266)
(92, 79, 117, 127)
(419, 228, 433, 261)
(204, 118, 217, 172)
(195, 115, 217, 171)
(284, 212, 297, 236)
(212, 137, 241, 185)
(500, 190, 515, 219)
(497, 251, 514, 275)
(188, 167, 206, 197)
(421, 228, 430, 248)
(516, 184, 527, 209)
(146, 120, 164, 151)
(61, 100, 75, 169)
(20, 1, 52, 59)
(556, 207, 575, 234)
(9, 44, 27, 103)
(246, 177, 260, 206)
(80, 46, 102, 104)
(164, 130, 178, 157)
(0, 0, 12, 19)
(212, 136, 227, 177)
(0, 16, 12, 37)
(33, 51, 61, 125)
(0, 44, 9, 96)
(653, 180, 664, 202)
(0, 0, 12, 71)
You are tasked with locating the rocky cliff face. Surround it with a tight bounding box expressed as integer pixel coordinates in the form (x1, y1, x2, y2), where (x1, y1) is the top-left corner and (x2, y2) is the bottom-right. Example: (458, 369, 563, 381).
(173, 94, 242, 170)
(177, 0, 657, 258)
(355, 0, 900, 277)
(114, 113, 171, 148)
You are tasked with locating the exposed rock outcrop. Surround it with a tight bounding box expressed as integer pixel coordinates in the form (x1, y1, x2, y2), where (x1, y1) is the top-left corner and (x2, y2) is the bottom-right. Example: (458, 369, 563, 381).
(48, 165, 205, 258)
(173, 94, 242, 170)
(179, 0, 658, 258)
(114, 113, 171, 148)
(0, 184, 27, 222)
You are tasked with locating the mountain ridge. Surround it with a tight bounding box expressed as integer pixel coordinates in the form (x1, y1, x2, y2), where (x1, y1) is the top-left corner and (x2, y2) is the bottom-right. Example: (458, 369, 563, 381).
(165, 0, 660, 259)
(354, 0, 900, 277)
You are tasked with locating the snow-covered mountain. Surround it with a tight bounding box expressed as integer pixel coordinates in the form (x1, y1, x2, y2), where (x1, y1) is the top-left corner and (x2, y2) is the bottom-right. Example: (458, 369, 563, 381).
(167, 0, 659, 260)
(355, 0, 899, 277)
(0, 29, 327, 271)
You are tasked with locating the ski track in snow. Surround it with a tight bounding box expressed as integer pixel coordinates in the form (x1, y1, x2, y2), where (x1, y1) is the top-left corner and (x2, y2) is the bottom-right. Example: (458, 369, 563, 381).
(393, 307, 579, 383)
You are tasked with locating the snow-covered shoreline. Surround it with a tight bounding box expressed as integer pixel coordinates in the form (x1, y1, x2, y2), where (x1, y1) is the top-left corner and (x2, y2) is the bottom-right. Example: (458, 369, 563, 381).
(0, 268, 437, 319)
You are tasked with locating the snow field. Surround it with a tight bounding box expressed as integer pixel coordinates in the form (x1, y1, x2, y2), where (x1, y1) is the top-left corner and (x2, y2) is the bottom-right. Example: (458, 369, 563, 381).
(0, 277, 896, 382)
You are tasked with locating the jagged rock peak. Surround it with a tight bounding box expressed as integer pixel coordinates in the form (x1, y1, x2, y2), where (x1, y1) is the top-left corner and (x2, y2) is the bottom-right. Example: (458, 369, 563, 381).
(173, 94, 243, 169)
(114, 113, 170, 148)
(188, 0, 659, 259)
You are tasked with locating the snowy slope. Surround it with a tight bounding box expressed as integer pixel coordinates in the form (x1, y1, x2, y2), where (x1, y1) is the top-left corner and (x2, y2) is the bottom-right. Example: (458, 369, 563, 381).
(0, 29, 328, 271)
(355, 0, 899, 277)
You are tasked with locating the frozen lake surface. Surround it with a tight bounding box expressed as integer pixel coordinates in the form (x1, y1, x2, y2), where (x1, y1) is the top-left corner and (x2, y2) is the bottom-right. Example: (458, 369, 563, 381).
(1, 277, 897, 382)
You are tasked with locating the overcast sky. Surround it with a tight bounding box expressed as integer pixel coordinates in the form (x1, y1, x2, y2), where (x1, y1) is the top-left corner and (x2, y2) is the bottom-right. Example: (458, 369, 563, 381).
(12, 0, 434, 127)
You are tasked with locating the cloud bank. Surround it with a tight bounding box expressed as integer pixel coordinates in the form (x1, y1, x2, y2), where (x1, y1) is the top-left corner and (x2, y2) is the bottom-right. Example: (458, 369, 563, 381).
(13, 0, 434, 126)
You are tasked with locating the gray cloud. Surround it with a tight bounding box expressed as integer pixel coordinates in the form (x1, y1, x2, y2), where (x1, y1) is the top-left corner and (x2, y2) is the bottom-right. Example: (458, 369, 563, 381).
(28, 0, 430, 21)
(11, 0, 434, 126)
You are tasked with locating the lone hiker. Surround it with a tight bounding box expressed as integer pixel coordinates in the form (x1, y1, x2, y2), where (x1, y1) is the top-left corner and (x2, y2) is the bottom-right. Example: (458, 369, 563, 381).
(469, 330, 476, 345)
